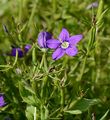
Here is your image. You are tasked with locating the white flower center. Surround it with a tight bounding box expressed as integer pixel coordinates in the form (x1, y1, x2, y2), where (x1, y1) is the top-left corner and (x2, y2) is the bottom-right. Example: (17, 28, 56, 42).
(61, 42, 69, 49)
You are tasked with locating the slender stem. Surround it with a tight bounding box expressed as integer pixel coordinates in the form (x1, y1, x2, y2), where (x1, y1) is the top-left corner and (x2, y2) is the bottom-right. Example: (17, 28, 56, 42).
(43, 52, 48, 73)
(19, 0, 23, 21)
(61, 86, 64, 109)
(41, 104, 44, 120)
(60, 85, 65, 120)
(76, 56, 87, 81)
(60, 56, 68, 119)
(40, 52, 48, 120)
(40, 51, 48, 73)
(40, 76, 48, 120)
(41, 80, 44, 120)
(28, 1, 37, 27)
(40, 50, 48, 120)
(40, 53, 44, 69)
(34, 107, 37, 120)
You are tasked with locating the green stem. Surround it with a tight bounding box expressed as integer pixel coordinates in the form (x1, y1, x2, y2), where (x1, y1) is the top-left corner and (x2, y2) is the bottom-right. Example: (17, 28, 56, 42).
(44, 52, 48, 73)
(40, 52, 48, 73)
(40, 50, 48, 119)
(61, 86, 64, 109)
(60, 85, 65, 120)
(96, 0, 104, 20)
(32, 46, 37, 72)
(76, 56, 87, 81)
(77, 25, 96, 82)
(41, 104, 44, 120)
(60, 57, 68, 119)
(40, 54, 44, 69)
(28, 1, 37, 27)
(34, 107, 37, 120)
(19, 0, 23, 21)
(40, 76, 48, 120)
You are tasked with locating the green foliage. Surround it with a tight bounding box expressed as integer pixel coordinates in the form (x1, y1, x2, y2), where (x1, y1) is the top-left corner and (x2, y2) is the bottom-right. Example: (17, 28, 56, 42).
(19, 82, 39, 106)
(25, 105, 36, 120)
(99, 110, 109, 120)
(0, 0, 110, 120)
(65, 98, 100, 115)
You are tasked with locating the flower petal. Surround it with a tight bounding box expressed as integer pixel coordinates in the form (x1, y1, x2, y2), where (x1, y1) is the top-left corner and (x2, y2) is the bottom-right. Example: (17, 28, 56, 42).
(11, 48, 24, 58)
(0, 94, 6, 107)
(38, 32, 52, 48)
(52, 48, 65, 60)
(45, 32, 52, 40)
(24, 44, 31, 53)
(46, 39, 61, 49)
(66, 46, 78, 56)
(68, 34, 83, 45)
(38, 32, 46, 48)
(58, 28, 69, 41)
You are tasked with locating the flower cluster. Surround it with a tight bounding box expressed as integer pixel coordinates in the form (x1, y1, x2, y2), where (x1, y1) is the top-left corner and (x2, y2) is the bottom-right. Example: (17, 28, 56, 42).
(38, 28, 83, 60)
(10, 44, 31, 58)
(9, 28, 82, 60)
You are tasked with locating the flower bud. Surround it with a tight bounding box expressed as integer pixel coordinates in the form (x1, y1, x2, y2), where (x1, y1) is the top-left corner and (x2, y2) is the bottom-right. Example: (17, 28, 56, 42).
(38, 31, 52, 48)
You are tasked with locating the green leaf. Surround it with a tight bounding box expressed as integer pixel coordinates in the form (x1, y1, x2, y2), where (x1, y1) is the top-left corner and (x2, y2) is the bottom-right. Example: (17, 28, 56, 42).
(96, 0, 104, 20)
(99, 110, 109, 120)
(25, 105, 35, 120)
(19, 82, 39, 106)
(67, 98, 100, 114)
(96, 8, 109, 29)
(44, 106, 49, 119)
(0, 65, 10, 68)
(65, 110, 82, 115)
(73, 98, 99, 112)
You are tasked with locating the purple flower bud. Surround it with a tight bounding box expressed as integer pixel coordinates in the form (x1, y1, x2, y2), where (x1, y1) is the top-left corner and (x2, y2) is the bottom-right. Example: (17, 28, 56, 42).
(0, 93, 6, 107)
(11, 48, 24, 58)
(24, 44, 31, 53)
(38, 31, 52, 48)
(10, 44, 31, 58)
(86, 1, 98, 9)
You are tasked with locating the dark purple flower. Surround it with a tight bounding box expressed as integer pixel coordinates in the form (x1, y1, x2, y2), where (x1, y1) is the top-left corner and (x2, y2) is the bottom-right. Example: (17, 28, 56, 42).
(0, 94, 6, 107)
(38, 31, 52, 48)
(11, 48, 24, 58)
(46, 28, 83, 60)
(10, 44, 31, 58)
(24, 44, 31, 53)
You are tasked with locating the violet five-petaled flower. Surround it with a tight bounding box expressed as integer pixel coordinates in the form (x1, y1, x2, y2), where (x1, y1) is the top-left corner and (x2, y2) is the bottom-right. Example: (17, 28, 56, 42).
(11, 44, 31, 58)
(0, 94, 6, 107)
(38, 31, 52, 48)
(46, 28, 83, 60)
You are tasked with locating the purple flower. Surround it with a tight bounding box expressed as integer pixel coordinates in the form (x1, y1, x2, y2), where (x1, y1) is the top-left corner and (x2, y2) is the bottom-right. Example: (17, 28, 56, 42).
(10, 44, 31, 58)
(24, 44, 31, 53)
(86, 1, 98, 9)
(11, 48, 24, 58)
(0, 94, 6, 107)
(46, 28, 83, 60)
(38, 31, 52, 48)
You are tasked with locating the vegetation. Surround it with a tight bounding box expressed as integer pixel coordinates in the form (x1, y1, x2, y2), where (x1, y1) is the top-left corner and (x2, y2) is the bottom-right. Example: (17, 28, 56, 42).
(0, 0, 110, 119)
